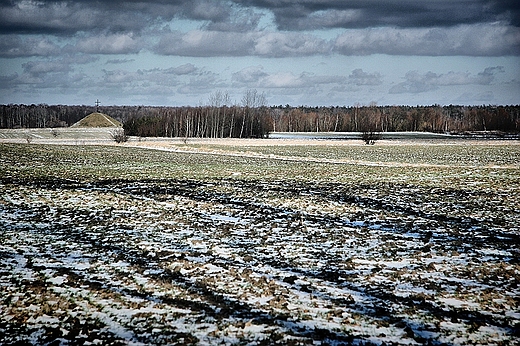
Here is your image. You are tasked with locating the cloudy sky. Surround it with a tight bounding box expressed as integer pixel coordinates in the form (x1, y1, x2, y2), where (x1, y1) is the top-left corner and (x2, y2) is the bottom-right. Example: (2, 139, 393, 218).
(1, 0, 519, 107)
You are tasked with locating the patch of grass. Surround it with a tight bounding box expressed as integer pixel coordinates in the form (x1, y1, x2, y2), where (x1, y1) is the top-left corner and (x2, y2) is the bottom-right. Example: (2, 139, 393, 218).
(187, 143, 520, 167)
(2, 143, 518, 188)
(71, 112, 122, 127)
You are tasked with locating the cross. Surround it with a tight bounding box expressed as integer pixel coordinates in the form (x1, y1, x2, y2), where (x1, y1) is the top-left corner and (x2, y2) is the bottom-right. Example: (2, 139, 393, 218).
(95, 99, 100, 112)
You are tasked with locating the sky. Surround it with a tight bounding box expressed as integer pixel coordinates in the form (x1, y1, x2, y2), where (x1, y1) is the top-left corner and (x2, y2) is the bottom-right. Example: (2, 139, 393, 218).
(1, 0, 519, 107)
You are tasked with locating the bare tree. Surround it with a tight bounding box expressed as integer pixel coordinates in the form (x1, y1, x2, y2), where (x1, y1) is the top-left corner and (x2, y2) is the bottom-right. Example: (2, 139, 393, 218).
(208, 90, 231, 138)
(361, 131, 382, 145)
(240, 89, 267, 138)
(359, 103, 382, 144)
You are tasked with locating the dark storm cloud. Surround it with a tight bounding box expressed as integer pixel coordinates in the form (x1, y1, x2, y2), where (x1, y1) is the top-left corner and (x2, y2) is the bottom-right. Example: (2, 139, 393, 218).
(1, 1, 519, 106)
(204, 8, 263, 32)
(1, 0, 519, 58)
(0, 0, 233, 35)
(4, 0, 515, 36)
(0, 1, 139, 34)
(234, 0, 520, 30)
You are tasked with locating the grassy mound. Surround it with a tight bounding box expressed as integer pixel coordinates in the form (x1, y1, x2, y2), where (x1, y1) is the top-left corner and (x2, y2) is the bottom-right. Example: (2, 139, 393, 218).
(71, 112, 122, 127)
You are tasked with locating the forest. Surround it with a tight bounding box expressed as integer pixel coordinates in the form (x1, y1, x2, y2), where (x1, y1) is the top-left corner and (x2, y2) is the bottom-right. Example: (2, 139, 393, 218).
(1, 96, 519, 138)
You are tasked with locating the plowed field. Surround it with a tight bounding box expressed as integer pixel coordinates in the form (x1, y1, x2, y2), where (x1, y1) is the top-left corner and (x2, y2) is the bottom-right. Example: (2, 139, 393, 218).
(1, 140, 519, 345)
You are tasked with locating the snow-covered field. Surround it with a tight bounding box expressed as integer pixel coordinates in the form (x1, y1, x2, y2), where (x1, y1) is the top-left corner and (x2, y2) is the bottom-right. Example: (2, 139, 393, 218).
(1, 140, 519, 345)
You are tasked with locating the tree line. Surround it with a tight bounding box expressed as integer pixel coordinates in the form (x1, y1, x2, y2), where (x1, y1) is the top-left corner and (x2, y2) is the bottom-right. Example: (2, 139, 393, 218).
(1, 95, 519, 137)
(270, 103, 520, 134)
(123, 90, 270, 138)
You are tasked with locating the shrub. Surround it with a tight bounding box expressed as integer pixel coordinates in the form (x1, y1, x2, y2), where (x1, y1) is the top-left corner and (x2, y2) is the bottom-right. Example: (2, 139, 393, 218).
(361, 131, 382, 145)
(110, 128, 129, 143)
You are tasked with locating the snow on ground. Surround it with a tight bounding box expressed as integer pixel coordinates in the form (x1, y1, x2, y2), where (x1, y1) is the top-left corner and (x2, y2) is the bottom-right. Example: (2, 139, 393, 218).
(0, 141, 519, 345)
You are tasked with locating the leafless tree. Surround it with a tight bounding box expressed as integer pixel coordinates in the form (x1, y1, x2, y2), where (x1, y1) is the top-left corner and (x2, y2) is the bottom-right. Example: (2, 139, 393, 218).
(240, 89, 267, 138)
(361, 131, 382, 145)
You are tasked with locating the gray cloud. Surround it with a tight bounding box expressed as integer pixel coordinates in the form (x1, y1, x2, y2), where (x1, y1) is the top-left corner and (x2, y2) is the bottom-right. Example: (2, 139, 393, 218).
(5, 1, 221, 35)
(456, 91, 495, 103)
(204, 8, 263, 32)
(1, 1, 519, 59)
(389, 71, 441, 94)
(3, 0, 517, 35)
(177, 72, 226, 94)
(1, 60, 201, 97)
(349, 69, 383, 86)
(1, 32, 147, 59)
(106, 59, 136, 65)
(101, 64, 202, 87)
(154, 30, 256, 57)
(0, 35, 62, 57)
(232, 66, 345, 89)
(7, 24, 514, 61)
(182, 0, 231, 22)
(0, 1, 136, 35)
(152, 23, 520, 58)
(0, 0, 233, 35)
(235, 0, 520, 30)
(1, 0, 518, 106)
(253, 32, 332, 57)
(169, 63, 198, 75)
(389, 67, 504, 94)
(333, 24, 520, 56)
(102, 69, 140, 86)
(0, 72, 19, 89)
(22, 60, 70, 77)
(154, 29, 332, 57)
(70, 33, 145, 55)
(232, 66, 268, 84)
(477, 66, 506, 84)
(5, 56, 91, 88)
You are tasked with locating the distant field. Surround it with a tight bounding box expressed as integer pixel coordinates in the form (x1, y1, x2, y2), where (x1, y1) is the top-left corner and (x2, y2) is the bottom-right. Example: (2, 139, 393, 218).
(0, 127, 118, 143)
(1, 128, 511, 142)
(1, 141, 519, 345)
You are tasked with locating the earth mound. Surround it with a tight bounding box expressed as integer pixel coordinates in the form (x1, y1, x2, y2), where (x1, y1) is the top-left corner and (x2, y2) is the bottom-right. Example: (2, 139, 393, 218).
(71, 112, 122, 127)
